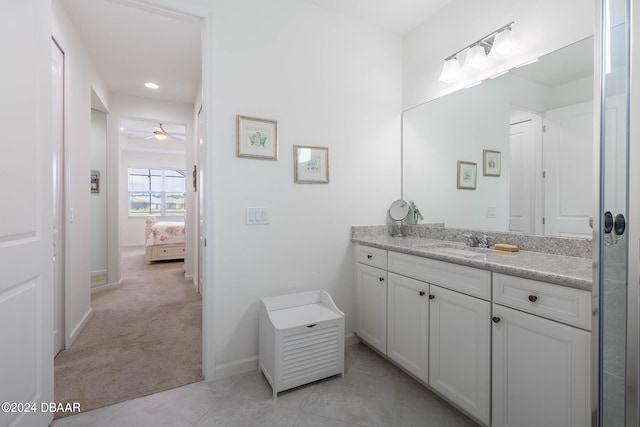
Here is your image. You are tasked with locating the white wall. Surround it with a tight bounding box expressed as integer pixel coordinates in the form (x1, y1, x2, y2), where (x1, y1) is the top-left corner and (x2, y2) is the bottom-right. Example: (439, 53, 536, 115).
(90, 109, 108, 276)
(52, 0, 109, 346)
(119, 148, 186, 247)
(204, 0, 402, 377)
(402, 0, 595, 110)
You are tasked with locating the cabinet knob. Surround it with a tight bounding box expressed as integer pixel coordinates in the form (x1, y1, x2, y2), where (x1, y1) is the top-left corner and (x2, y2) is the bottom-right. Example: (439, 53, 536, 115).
(492, 316, 501, 323)
(367, 254, 373, 259)
(528, 295, 538, 303)
(379, 277, 385, 282)
(428, 294, 435, 300)
(419, 291, 426, 296)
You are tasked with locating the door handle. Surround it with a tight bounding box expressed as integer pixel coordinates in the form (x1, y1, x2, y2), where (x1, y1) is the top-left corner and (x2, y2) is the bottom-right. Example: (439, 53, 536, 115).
(615, 214, 626, 236)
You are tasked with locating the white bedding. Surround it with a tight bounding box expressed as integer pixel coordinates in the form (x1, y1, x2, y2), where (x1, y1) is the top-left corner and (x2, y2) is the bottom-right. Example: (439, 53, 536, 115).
(145, 221, 185, 246)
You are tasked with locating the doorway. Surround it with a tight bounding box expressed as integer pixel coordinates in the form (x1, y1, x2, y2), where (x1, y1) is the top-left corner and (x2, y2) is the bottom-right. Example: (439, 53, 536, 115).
(53, 0, 208, 411)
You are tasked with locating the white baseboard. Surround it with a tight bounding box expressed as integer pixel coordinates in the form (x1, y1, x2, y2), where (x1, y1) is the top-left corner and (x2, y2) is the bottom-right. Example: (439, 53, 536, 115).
(215, 335, 361, 380)
(91, 270, 107, 277)
(66, 307, 94, 348)
(120, 244, 145, 248)
(215, 356, 258, 379)
(91, 279, 123, 294)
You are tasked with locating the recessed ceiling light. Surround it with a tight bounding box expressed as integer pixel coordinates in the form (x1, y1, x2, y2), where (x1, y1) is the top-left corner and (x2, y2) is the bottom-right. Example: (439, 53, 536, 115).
(145, 82, 159, 89)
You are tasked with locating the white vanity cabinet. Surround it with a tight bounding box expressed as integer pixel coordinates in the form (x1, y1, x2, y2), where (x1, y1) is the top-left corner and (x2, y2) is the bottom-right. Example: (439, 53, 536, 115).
(387, 272, 429, 382)
(491, 273, 591, 427)
(429, 284, 491, 425)
(355, 246, 388, 354)
(387, 251, 491, 425)
(354, 243, 591, 427)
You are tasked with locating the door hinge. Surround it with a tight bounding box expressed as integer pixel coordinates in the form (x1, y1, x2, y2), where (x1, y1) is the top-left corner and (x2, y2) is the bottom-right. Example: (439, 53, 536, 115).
(542, 171, 546, 178)
(543, 125, 546, 132)
(542, 217, 546, 225)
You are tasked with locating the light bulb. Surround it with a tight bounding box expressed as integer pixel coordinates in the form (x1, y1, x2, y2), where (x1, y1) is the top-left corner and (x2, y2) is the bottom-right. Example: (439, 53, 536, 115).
(491, 27, 518, 57)
(464, 45, 488, 70)
(438, 58, 464, 83)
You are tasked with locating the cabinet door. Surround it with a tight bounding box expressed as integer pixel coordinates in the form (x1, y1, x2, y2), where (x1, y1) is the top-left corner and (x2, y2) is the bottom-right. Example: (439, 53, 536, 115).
(387, 273, 429, 382)
(355, 263, 387, 354)
(492, 305, 590, 427)
(429, 285, 491, 425)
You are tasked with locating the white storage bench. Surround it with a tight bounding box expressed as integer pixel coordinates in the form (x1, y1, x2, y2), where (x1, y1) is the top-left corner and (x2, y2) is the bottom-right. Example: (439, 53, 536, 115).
(259, 290, 345, 398)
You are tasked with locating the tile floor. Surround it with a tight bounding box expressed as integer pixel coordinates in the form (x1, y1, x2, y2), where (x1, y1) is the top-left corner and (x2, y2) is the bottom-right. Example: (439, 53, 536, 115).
(51, 343, 480, 427)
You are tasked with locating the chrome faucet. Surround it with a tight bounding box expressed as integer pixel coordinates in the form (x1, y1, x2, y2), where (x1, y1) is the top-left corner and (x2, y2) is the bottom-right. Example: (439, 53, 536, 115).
(409, 200, 423, 224)
(463, 233, 480, 247)
(463, 233, 495, 248)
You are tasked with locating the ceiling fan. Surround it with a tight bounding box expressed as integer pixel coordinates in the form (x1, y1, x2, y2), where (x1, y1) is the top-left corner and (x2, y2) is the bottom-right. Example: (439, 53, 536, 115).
(145, 123, 184, 141)
(119, 120, 187, 142)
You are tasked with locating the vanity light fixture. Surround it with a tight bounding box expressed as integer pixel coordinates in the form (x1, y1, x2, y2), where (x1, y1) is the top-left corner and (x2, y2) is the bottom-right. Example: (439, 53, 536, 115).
(465, 44, 489, 70)
(438, 57, 464, 83)
(438, 21, 518, 83)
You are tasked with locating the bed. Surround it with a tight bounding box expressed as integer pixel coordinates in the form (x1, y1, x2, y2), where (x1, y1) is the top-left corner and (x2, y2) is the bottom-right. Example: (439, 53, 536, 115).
(145, 217, 186, 264)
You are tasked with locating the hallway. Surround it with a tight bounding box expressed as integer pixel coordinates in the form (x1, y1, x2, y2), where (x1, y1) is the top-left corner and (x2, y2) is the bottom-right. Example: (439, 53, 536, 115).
(54, 247, 202, 416)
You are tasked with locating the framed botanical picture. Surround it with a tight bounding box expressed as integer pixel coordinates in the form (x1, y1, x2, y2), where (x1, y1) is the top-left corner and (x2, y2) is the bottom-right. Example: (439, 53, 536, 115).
(91, 170, 100, 193)
(457, 161, 477, 190)
(483, 149, 501, 176)
(294, 145, 329, 184)
(236, 115, 278, 160)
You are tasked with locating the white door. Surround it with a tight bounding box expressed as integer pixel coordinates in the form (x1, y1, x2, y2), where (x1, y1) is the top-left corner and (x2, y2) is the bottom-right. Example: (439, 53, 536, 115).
(387, 273, 428, 382)
(52, 39, 65, 356)
(0, 1, 55, 426)
(429, 285, 490, 425)
(355, 264, 387, 354)
(492, 305, 590, 427)
(509, 119, 538, 234)
(543, 102, 593, 238)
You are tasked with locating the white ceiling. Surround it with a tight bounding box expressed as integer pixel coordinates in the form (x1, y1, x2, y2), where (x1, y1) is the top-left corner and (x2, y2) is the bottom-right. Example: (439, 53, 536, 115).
(59, 0, 451, 142)
(303, 0, 452, 35)
(59, 0, 202, 105)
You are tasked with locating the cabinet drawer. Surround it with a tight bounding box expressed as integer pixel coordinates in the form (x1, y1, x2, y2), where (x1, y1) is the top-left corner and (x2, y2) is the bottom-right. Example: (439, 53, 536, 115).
(388, 251, 491, 300)
(356, 245, 387, 269)
(493, 273, 591, 330)
(159, 245, 185, 257)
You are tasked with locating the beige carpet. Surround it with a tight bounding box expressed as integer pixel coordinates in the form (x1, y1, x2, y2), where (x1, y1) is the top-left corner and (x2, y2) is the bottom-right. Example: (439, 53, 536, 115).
(54, 248, 202, 418)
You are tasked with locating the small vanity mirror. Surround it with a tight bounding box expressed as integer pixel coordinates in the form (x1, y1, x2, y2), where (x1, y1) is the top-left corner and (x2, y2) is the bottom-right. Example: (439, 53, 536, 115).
(389, 199, 410, 237)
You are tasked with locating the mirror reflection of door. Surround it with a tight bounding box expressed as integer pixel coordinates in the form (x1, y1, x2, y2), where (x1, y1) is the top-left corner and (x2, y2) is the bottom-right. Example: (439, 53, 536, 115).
(509, 112, 541, 235)
(543, 102, 593, 238)
(91, 109, 108, 288)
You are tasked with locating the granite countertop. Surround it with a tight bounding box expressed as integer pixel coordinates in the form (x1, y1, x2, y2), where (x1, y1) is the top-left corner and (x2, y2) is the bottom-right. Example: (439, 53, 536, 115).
(352, 234, 593, 291)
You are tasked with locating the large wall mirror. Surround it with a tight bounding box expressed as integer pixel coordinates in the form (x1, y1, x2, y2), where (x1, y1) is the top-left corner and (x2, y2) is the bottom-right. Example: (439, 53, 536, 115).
(403, 36, 594, 239)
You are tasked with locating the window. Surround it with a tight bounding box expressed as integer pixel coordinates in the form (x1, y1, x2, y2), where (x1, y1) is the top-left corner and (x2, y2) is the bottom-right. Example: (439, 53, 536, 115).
(128, 168, 186, 217)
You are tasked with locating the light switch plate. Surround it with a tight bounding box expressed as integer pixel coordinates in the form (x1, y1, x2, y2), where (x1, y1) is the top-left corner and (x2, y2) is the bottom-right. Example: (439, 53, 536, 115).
(246, 208, 269, 225)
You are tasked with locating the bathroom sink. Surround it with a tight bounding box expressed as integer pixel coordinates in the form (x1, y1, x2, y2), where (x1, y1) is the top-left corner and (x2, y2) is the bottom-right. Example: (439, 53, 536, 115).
(412, 243, 488, 259)
(433, 246, 487, 258)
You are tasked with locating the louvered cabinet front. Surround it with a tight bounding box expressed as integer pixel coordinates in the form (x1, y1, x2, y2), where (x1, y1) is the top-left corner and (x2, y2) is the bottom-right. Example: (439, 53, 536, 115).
(259, 290, 345, 398)
(279, 321, 342, 389)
